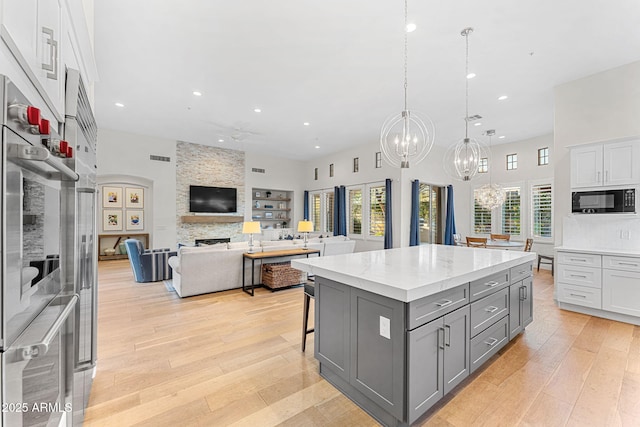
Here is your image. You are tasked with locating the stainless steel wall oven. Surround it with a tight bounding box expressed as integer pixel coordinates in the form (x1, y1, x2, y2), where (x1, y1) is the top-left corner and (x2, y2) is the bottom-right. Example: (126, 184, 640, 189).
(1, 75, 79, 426)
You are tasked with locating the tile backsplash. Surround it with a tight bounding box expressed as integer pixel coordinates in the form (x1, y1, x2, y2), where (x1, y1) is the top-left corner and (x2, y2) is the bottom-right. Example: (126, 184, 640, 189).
(562, 215, 640, 250)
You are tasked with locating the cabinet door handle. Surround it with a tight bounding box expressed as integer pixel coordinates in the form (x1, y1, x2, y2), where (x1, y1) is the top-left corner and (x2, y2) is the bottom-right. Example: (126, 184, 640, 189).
(444, 325, 451, 347)
(438, 327, 445, 350)
(617, 262, 638, 267)
(484, 337, 499, 346)
(484, 306, 499, 313)
(569, 293, 587, 298)
(519, 286, 525, 301)
(597, 171, 601, 182)
(41, 27, 58, 80)
(605, 170, 609, 182)
(485, 281, 500, 287)
(435, 299, 453, 307)
(522, 285, 528, 300)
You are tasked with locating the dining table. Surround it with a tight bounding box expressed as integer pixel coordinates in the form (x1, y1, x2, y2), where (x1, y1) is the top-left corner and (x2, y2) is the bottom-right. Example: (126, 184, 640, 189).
(459, 239, 525, 250)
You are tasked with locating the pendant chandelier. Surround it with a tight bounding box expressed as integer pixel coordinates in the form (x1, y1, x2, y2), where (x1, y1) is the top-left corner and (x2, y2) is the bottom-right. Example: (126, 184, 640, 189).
(444, 27, 485, 181)
(476, 130, 506, 210)
(380, 0, 435, 169)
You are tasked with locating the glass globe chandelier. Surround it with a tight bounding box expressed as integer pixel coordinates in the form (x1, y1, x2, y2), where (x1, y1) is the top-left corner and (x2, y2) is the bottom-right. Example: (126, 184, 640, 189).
(380, 0, 435, 169)
(475, 130, 506, 210)
(444, 27, 485, 181)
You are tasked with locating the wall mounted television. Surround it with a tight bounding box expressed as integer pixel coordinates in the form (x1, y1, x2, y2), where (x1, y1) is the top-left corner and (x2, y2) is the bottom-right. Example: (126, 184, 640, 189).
(189, 185, 237, 213)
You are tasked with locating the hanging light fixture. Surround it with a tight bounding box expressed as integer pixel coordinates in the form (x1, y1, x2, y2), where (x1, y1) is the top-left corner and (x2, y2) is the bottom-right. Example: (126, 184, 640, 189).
(444, 27, 485, 181)
(380, 0, 435, 169)
(476, 129, 506, 210)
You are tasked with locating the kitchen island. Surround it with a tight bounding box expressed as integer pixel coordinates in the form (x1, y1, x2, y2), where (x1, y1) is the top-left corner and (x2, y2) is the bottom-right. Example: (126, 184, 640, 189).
(292, 244, 536, 426)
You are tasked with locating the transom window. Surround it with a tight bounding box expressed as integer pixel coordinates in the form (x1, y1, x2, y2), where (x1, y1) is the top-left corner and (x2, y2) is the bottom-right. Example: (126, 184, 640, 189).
(538, 147, 549, 166)
(506, 154, 518, 170)
(478, 158, 488, 173)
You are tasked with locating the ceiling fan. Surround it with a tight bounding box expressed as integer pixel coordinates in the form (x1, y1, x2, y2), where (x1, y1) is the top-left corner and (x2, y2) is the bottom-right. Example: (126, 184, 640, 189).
(205, 120, 263, 143)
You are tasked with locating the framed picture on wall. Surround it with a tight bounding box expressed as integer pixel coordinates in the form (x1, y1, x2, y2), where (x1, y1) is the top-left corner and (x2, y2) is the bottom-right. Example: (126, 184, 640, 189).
(125, 187, 144, 209)
(103, 186, 123, 208)
(126, 210, 144, 230)
(103, 209, 123, 231)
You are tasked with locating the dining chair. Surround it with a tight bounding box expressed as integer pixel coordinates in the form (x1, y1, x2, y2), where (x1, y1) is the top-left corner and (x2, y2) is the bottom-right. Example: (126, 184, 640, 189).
(466, 237, 487, 248)
(490, 234, 511, 241)
(524, 238, 534, 252)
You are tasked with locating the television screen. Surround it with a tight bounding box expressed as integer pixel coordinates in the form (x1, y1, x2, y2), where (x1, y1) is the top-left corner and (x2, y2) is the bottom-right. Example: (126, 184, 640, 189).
(189, 185, 237, 213)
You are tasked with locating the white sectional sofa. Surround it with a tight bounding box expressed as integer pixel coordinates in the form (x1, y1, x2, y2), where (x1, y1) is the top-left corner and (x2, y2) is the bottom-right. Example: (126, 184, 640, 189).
(167, 236, 356, 298)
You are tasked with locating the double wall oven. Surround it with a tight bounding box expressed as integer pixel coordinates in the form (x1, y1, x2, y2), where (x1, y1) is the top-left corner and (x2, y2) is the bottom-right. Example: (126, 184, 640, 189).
(1, 75, 79, 426)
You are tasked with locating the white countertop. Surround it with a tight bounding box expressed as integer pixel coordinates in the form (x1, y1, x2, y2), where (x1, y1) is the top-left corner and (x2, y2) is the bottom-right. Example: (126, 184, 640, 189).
(292, 244, 536, 302)
(555, 246, 640, 258)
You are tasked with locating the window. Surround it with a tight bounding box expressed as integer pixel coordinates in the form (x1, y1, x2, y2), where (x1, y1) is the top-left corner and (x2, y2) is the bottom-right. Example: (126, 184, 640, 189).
(473, 188, 492, 234)
(501, 187, 521, 235)
(478, 158, 488, 173)
(348, 188, 362, 235)
(506, 154, 517, 170)
(314, 167, 318, 180)
(531, 184, 552, 238)
(311, 193, 321, 232)
(325, 192, 334, 234)
(419, 184, 444, 244)
(375, 152, 382, 168)
(329, 163, 334, 177)
(538, 148, 549, 166)
(353, 157, 359, 173)
(369, 185, 386, 237)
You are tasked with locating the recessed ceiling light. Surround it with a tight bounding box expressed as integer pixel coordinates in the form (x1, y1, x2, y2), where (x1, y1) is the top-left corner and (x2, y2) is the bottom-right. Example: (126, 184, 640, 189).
(406, 23, 417, 33)
(193, 91, 202, 96)
(303, 122, 310, 126)
(474, 122, 482, 126)
(498, 135, 506, 139)
(115, 102, 124, 107)
(218, 139, 224, 142)
(315, 145, 320, 149)
(498, 95, 508, 101)
(254, 108, 261, 113)
(466, 73, 476, 79)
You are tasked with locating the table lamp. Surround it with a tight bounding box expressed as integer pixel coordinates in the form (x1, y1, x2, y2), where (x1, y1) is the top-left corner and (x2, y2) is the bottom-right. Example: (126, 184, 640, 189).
(242, 221, 261, 253)
(297, 220, 314, 249)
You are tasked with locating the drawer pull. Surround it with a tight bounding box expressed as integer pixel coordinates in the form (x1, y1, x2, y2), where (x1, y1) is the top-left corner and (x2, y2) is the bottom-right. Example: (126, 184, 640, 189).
(570, 274, 587, 278)
(485, 306, 499, 313)
(484, 337, 499, 346)
(435, 299, 453, 307)
(485, 281, 500, 287)
(569, 293, 587, 298)
(617, 262, 638, 267)
(569, 258, 587, 262)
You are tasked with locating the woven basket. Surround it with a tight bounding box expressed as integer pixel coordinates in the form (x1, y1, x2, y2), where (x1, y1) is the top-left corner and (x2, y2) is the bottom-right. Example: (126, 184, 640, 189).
(262, 262, 307, 289)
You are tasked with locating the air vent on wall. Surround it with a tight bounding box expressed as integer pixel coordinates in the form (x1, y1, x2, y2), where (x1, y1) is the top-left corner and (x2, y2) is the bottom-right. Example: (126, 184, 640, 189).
(150, 155, 171, 162)
(251, 168, 265, 174)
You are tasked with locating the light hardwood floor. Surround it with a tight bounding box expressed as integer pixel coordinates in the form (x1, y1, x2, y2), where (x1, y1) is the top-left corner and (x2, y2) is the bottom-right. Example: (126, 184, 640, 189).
(84, 260, 640, 427)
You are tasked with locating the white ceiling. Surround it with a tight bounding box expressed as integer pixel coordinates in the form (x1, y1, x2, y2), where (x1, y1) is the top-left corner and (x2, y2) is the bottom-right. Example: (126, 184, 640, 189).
(93, 0, 640, 161)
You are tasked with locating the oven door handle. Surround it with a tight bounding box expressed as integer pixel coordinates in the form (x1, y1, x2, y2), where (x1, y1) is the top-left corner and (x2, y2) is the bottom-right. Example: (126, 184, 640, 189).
(7, 143, 79, 181)
(18, 294, 78, 361)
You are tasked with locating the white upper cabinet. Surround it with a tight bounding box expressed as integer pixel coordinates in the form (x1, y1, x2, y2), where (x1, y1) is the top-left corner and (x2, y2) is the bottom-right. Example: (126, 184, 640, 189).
(571, 140, 640, 188)
(1, 0, 65, 120)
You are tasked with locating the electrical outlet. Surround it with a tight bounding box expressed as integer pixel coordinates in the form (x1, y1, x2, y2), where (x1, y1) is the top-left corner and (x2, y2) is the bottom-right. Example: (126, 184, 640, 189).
(379, 316, 391, 339)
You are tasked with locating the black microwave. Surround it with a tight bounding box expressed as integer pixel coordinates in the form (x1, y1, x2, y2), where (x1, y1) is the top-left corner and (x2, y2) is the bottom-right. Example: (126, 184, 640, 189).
(572, 188, 636, 214)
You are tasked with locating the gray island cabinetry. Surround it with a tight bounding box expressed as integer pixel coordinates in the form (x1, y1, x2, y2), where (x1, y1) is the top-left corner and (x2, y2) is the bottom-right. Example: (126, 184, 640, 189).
(293, 245, 535, 426)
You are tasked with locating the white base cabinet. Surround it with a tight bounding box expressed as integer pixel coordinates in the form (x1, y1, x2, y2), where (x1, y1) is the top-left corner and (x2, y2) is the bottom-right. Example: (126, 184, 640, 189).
(556, 250, 640, 324)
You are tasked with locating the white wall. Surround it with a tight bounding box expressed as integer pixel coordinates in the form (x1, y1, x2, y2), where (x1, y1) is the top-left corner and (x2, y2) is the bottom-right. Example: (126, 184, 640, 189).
(554, 60, 640, 247)
(96, 128, 177, 248)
